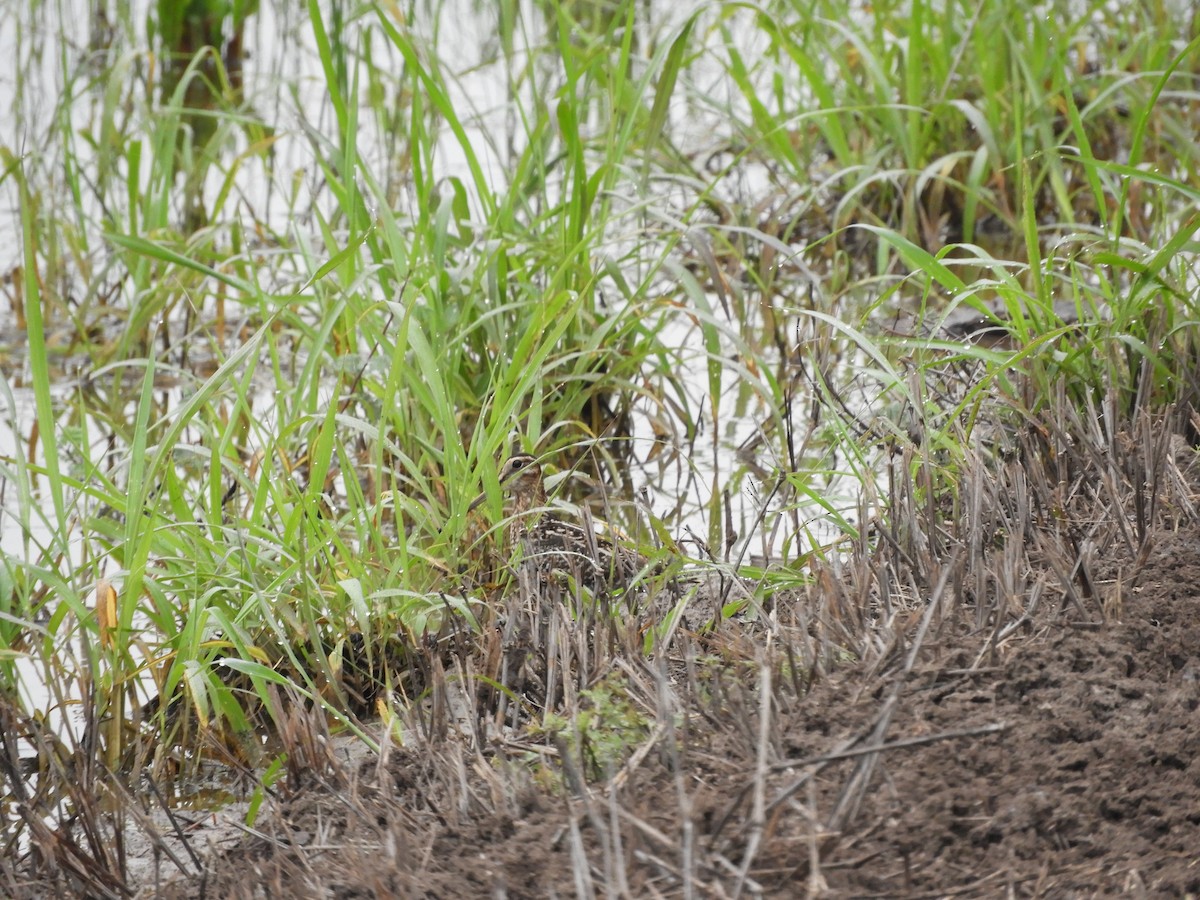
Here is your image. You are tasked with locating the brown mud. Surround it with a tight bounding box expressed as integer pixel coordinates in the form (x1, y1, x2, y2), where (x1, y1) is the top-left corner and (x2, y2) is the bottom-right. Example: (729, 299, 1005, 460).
(146, 491, 1200, 897)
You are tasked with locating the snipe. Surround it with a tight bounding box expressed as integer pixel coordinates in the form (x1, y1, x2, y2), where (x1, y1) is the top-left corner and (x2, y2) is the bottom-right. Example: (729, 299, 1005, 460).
(470, 454, 646, 594)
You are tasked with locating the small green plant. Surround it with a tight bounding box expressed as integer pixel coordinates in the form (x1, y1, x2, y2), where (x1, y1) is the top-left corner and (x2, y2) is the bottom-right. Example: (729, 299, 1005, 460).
(539, 672, 653, 779)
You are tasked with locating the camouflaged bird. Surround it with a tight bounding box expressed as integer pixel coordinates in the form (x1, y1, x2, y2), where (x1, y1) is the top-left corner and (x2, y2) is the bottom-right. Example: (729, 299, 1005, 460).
(470, 454, 647, 595)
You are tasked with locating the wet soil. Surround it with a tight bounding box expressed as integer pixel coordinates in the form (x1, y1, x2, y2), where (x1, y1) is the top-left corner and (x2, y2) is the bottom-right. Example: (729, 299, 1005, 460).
(140, 516, 1200, 898)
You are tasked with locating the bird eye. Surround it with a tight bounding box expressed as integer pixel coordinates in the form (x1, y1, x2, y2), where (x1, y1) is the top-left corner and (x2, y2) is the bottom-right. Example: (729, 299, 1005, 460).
(512, 458, 525, 470)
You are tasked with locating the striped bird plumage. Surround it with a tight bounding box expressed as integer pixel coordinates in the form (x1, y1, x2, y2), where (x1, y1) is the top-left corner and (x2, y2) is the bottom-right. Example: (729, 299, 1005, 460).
(471, 454, 645, 593)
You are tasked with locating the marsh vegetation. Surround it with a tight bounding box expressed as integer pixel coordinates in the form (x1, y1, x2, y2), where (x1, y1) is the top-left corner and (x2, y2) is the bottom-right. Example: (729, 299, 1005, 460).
(2, 0, 1199, 895)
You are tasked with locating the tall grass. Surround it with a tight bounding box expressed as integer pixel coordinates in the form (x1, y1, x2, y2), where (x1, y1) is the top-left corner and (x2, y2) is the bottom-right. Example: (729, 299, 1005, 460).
(1, 0, 1197, 808)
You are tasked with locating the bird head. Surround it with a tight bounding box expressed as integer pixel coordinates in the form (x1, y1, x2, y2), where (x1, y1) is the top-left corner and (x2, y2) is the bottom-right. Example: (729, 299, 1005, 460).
(469, 453, 546, 512)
